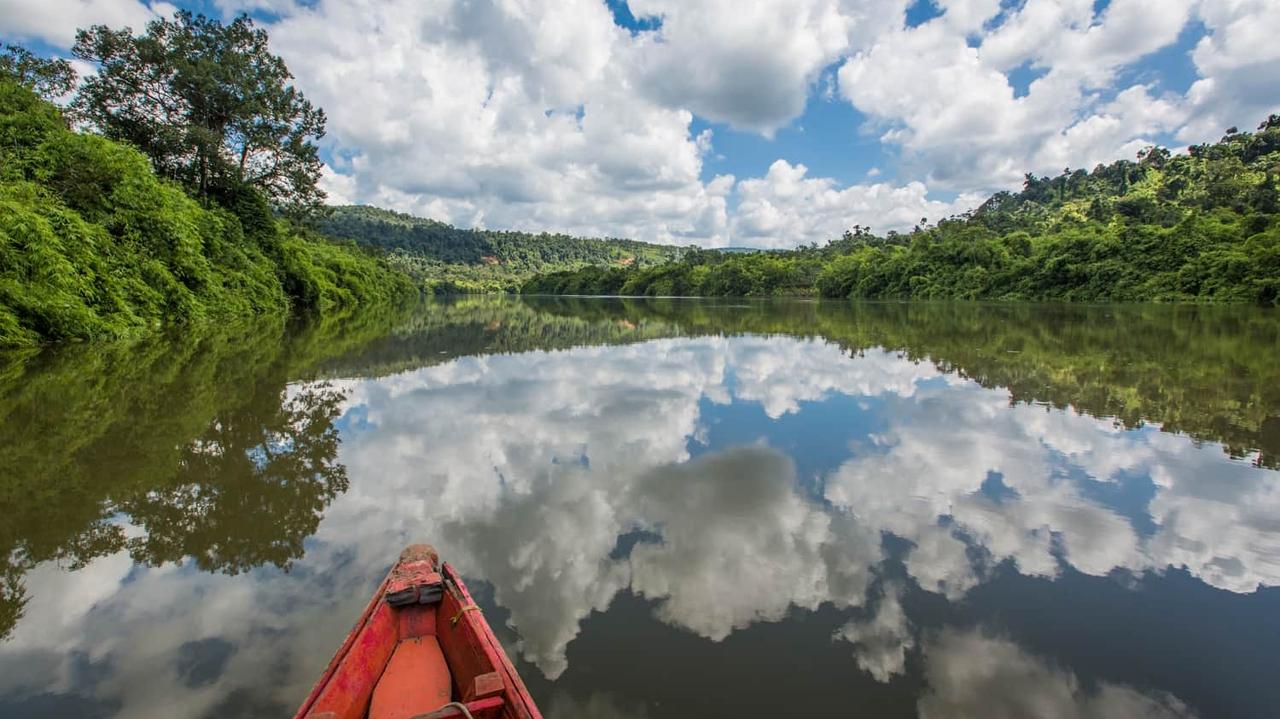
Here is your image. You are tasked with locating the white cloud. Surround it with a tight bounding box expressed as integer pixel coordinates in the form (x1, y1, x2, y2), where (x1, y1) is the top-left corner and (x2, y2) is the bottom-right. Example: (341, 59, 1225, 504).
(252, 0, 965, 244)
(981, 0, 1196, 82)
(0, 0, 169, 46)
(840, 611, 1199, 714)
(627, 0, 905, 134)
(837, 0, 1198, 192)
(728, 336, 943, 415)
(1179, 0, 1280, 141)
(734, 159, 983, 246)
(627, 446, 879, 642)
(824, 380, 1280, 596)
(250, 0, 737, 245)
(5, 0, 1280, 246)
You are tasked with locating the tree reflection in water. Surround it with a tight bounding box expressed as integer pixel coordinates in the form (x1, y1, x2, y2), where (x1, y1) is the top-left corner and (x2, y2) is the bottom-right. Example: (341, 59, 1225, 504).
(0, 296, 1277, 719)
(118, 382, 349, 575)
(0, 306, 407, 638)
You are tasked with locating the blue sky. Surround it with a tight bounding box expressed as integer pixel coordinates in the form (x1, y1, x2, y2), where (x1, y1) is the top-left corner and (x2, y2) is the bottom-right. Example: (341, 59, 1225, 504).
(692, 80, 890, 188)
(3, 0, 1278, 247)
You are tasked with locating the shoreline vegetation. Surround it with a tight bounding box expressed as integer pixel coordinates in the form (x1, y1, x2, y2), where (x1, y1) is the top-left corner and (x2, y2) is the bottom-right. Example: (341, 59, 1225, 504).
(521, 119, 1280, 304)
(3, 15, 1278, 351)
(314, 205, 685, 294)
(0, 19, 414, 349)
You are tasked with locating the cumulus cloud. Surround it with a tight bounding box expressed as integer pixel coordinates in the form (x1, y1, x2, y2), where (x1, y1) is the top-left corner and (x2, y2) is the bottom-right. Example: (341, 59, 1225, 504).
(825, 380, 1280, 595)
(728, 336, 942, 415)
(627, 446, 879, 641)
(328, 340, 721, 677)
(7, 0, 1277, 246)
(1179, 0, 1280, 141)
(734, 160, 983, 246)
(981, 0, 1197, 81)
(628, 0, 905, 134)
(837, 0, 1199, 191)
(327, 337, 919, 675)
(0, 0, 170, 46)
(0, 543, 370, 717)
(255, 0, 733, 245)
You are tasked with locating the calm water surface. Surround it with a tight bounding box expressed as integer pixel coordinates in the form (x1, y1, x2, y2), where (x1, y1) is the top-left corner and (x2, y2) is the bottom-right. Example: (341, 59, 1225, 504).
(2, 297, 1278, 718)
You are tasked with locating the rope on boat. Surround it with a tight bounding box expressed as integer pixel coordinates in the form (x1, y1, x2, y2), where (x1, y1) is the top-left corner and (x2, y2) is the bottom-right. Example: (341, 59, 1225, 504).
(414, 702, 476, 719)
(450, 604, 481, 627)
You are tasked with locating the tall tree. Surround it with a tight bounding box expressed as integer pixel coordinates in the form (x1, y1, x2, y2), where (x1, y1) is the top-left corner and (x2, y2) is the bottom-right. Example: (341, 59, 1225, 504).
(71, 12, 327, 214)
(0, 43, 76, 100)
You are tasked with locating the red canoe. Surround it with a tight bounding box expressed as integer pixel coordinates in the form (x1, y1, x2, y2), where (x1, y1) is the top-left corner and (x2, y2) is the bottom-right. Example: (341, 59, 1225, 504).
(294, 545, 542, 719)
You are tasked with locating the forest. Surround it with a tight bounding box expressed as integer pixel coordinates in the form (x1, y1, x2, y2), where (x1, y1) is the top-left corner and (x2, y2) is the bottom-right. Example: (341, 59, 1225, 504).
(523, 118, 1280, 304)
(6, 12, 1279, 351)
(0, 18, 413, 348)
(317, 205, 684, 293)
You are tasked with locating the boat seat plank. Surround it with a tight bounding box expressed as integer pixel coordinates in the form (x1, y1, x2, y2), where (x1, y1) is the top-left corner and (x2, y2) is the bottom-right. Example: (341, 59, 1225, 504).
(369, 637, 452, 719)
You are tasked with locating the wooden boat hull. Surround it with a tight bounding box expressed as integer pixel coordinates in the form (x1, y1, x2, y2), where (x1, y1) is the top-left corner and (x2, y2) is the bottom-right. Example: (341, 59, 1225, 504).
(294, 545, 542, 719)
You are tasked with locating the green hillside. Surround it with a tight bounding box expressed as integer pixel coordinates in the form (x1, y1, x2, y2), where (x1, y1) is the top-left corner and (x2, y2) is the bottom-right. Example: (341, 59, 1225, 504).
(0, 79, 414, 348)
(316, 205, 685, 293)
(1, 17, 422, 349)
(524, 117, 1280, 303)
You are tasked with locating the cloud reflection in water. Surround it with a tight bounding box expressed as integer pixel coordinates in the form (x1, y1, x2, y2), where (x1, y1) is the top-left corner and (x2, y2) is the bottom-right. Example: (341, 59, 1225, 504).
(3, 331, 1276, 717)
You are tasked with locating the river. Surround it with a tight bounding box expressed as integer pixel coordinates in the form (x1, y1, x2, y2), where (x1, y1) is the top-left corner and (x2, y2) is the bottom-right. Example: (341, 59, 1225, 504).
(1, 297, 1277, 718)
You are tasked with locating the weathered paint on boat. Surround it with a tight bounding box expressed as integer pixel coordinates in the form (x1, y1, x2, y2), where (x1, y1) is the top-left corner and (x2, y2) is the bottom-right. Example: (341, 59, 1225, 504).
(293, 545, 541, 719)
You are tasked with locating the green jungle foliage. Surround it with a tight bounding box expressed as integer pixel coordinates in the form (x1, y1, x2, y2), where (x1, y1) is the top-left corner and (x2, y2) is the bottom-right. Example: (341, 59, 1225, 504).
(0, 43, 76, 100)
(316, 205, 685, 293)
(524, 118, 1280, 304)
(0, 79, 413, 347)
(71, 11, 327, 213)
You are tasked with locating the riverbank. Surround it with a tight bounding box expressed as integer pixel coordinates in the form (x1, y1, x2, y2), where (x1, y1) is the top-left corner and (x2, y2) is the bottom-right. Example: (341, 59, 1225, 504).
(0, 79, 414, 348)
(522, 119, 1280, 303)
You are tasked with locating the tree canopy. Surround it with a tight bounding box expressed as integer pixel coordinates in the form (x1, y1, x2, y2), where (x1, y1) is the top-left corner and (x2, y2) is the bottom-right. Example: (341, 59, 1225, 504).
(71, 11, 326, 214)
(0, 43, 76, 101)
(524, 117, 1280, 304)
(318, 205, 686, 293)
(0, 76, 411, 347)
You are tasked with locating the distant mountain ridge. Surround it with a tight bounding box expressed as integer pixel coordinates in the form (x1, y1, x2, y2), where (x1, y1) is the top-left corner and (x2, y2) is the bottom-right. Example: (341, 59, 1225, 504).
(313, 205, 687, 292)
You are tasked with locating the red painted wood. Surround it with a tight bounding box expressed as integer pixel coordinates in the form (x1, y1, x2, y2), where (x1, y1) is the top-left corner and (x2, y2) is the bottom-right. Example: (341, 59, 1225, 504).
(440, 562, 542, 719)
(398, 603, 438, 640)
(386, 545, 441, 601)
(369, 636, 452, 719)
(467, 671, 505, 701)
(293, 546, 542, 719)
(436, 589, 494, 698)
(434, 696, 506, 718)
(297, 589, 398, 719)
